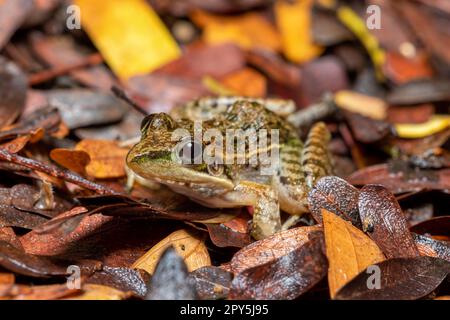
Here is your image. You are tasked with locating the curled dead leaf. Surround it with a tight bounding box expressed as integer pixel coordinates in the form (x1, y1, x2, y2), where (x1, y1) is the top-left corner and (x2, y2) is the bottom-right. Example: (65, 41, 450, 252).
(132, 229, 211, 274)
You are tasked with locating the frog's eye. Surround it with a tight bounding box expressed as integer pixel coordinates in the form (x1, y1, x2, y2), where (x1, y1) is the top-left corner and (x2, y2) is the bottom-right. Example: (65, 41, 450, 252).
(141, 113, 176, 134)
(207, 161, 224, 176)
(176, 138, 203, 165)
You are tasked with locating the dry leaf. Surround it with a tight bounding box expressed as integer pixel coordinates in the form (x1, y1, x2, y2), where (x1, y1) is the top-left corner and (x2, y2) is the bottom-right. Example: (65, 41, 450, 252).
(394, 115, 450, 139)
(132, 229, 211, 274)
(322, 209, 385, 299)
(65, 284, 130, 300)
(275, 0, 324, 63)
(75, 0, 181, 79)
(50, 148, 91, 176)
(334, 90, 387, 120)
(191, 10, 281, 52)
(221, 68, 267, 97)
(231, 225, 321, 274)
(337, 6, 385, 80)
(75, 140, 128, 178)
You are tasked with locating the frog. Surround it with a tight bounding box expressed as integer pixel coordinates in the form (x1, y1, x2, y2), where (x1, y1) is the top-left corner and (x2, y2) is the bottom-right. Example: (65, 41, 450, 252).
(126, 97, 333, 240)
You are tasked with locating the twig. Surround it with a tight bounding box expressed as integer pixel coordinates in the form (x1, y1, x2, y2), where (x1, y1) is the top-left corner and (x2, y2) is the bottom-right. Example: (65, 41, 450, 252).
(111, 85, 148, 115)
(0, 148, 117, 195)
(28, 53, 103, 86)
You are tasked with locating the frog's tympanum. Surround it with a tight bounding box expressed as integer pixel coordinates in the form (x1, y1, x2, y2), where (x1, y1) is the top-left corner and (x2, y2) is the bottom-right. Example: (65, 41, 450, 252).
(127, 97, 333, 239)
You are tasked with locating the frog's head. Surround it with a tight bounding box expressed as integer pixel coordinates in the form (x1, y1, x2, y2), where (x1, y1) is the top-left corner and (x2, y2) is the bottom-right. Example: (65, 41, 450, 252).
(126, 113, 234, 198)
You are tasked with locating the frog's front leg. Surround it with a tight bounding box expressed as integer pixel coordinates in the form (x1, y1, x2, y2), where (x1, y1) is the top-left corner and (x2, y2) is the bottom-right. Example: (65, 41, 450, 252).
(234, 180, 281, 240)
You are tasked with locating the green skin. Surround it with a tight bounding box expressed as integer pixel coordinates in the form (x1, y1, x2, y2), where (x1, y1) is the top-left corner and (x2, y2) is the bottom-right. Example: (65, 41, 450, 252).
(126, 98, 332, 239)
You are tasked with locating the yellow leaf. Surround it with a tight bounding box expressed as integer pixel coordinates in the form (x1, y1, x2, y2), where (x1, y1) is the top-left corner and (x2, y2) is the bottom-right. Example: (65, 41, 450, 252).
(337, 6, 386, 81)
(75, 0, 181, 80)
(221, 68, 267, 98)
(395, 115, 450, 139)
(334, 90, 387, 120)
(202, 76, 237, 96)
(275, 0, 324, 63)
(322, 209, 385, 299)
(191, 10, 281, 52)
(65, 284, 129, 300)
(75, 140, 129, 179)
(132, 229, 211, 274)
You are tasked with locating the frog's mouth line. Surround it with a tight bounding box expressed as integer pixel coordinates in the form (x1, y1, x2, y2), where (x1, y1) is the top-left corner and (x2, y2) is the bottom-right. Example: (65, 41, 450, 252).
(127, 156, 235, 191)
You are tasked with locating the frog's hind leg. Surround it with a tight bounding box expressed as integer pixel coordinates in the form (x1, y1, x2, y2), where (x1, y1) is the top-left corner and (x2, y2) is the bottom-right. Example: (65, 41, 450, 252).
(277, 138, 310, 216)
(234, 181, 281, 240)
(278, 122, 333, 230)
(302, 122, 333, 189)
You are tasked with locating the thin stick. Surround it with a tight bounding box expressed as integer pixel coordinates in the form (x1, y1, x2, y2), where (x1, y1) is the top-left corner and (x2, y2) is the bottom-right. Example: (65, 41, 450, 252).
(0, 148, 117, 195)
(28, 53, 103, 85)
(111, 85, 148, 115)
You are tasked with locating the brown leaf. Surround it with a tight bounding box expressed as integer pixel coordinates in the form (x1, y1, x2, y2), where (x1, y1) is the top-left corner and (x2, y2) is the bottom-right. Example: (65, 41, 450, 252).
(387, 79, 450, 105)
(0, 0, 33, 50)
(188, 266, 232, 300)
(230, 225, 321, 274)
(335, 256, 450, 300)
(348, 162, 450, 194)
(245, 48, 301, 87)
(20, 207, 112, 256)
(206, 212, 252, 248)
(322, 209, 385, 299)
(0, 57, 27, 129)
(229, 231, 327, 300)
(155, 43, 245, 80)
(343, 111, 391, 144)
(29, 34, 116, 91)
(410, 216, 450, 238)
(87, 266, 149, 298)
(358, 185, 420, 259)
(308, 176, 361, 228)
(414, 233, 450, 262)
(0, 204, 48, 229)
(0, 241, 68, 278)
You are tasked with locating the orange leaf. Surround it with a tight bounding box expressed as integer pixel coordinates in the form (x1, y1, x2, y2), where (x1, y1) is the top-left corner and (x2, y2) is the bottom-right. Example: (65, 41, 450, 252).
(75, 140, 129, 179)
(50, 148, 91, 176)
(221, 68, 267, 98)
(191, 10, 281, 52)
(322, 209, 385, 299)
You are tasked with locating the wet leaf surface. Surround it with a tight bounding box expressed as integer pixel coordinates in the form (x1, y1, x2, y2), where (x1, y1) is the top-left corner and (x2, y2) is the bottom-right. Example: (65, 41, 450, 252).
(229, 231, 328, 300)
(188, 266, 232, 300)
(0, 0, 448, 301)
(335, 256, 450, 300)
(358, 185, 420, 259)
(308, 176, 361, 227)
(230, 225, 321, 274)
(87, 266, 150, 298)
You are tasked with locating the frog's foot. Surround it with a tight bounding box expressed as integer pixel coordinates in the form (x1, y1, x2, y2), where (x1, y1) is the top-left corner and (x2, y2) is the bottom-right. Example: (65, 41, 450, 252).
(302, 122, 333, 189)
(125, 164, 160, 193)
(281, 214, 303, 231)
(235, 181, 281, 240)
